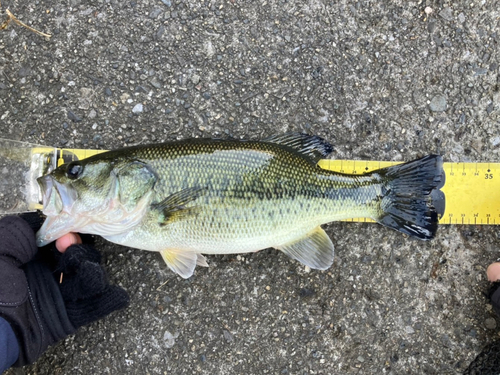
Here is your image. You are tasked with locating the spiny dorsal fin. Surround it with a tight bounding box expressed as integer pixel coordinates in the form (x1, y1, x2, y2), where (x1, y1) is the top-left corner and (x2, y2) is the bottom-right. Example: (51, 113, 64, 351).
(276, 226, 334, 270)
(152, 186, 207, 226)
(263, 133, 333, 163)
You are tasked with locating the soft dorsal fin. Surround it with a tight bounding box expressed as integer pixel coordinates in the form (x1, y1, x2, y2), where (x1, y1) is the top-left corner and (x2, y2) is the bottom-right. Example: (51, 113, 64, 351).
(276, 226, 334, 270)
(263, 133, 333, 163)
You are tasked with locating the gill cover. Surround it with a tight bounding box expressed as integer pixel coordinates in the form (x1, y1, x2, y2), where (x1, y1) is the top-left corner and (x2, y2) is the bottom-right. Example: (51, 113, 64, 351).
(36, 159, 158, 247)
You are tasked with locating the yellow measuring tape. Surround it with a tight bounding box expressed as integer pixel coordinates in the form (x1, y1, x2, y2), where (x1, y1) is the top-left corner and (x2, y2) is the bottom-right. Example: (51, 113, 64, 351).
(47, 148, 500, 226)
(318, 159, 500, 225)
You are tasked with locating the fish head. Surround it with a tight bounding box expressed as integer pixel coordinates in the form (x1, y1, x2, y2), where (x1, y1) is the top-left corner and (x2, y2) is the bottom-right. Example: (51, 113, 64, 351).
(36, 156, 156, 247)
(37, 159, 116, 217)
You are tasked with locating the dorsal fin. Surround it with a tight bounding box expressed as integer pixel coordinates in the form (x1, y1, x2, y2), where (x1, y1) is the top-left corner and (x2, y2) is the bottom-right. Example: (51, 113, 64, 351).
(263, 133, 333, 163)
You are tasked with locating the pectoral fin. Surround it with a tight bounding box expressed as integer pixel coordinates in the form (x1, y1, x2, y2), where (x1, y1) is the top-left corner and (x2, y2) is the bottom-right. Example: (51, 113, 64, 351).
(153, 186, 207, 226)
(276, 227, 334, 270)
(160, 249, 208, 278)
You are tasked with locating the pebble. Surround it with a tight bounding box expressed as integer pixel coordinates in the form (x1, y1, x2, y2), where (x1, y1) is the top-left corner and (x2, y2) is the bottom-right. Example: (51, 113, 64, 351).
(223, 330, 234, 343)
(67, 110, 82, 122)
(405, 326, 415, 334)
(458, 13, 466, 23)
(163, 331, 177, 348)
(132, 103, 143, 114)
(191, 74, 200, 84)
(429, 95, 447, 112)
(299, 288, 315, 298)
(485, 318, 497, 330)
(150, 77, 162, 89)
(161, 0, 171, 6)
(149, 8, 162, 19)
(18, 67, 30, 77)
(88, 109, 97, 119)
(438, 7, 453, 21)
(424, 7, 433, 15)
(490, 136, 500, 147)
(104, 87, 112, 96)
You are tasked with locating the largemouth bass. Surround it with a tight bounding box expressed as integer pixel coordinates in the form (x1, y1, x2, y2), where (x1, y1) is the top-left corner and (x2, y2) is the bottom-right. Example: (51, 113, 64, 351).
(36, 133, 445, 278)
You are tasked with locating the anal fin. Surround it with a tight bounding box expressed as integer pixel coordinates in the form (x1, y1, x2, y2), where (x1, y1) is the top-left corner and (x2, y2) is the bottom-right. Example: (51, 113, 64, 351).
(276, 227, 334, 270)
(160, 249, 207, 278)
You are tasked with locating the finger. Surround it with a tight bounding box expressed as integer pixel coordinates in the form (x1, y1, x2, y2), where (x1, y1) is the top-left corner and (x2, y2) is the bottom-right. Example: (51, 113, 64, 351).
(56, 233, 82, 253)
(487, 262, 500, 282)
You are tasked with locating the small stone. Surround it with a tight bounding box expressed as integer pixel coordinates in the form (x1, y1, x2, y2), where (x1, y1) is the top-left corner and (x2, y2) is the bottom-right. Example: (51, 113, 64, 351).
(149, 8, 162, 19)
(458, 13, 466, 23)
(357, 356, 365, 363)
(161, 0, 172, 6)
(490, 136, 500, 147)
(191, 74, 200, 84)
(88, 109, 97, 119)
(429, 95, 447, 112)
(474, 67, 488, 76)
(163, 331, 177, 348)
(223, 330, 234, 343)
(132, 103, 143, 114)
(67, 110, 82, 122)
(438, 7, 453, 21)
(104, 87, 112, 96)
(405, 326, 415, 334)
(62, 122, 69, 129)
(150, 77, 162, 89)
(424, 7, 433, 15)
(18, 67, 30, 77)
(485, 318, 497, 330)
(299, 288, 315, 298)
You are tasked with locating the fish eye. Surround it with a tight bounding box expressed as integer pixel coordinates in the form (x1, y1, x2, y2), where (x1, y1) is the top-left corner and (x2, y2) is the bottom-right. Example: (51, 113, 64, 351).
(66, 162, 83, 180)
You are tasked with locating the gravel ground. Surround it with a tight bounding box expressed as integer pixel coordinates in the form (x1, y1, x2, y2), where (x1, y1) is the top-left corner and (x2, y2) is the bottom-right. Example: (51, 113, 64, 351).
(1, 0, 500, 374)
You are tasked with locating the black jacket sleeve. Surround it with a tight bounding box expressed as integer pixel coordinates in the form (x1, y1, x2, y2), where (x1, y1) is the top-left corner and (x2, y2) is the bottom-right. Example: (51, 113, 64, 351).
(0, 216, 75, 366)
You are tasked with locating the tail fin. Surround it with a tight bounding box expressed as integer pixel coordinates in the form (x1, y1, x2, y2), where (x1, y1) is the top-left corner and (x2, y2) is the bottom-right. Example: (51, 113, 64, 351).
(374, 155, 445, 240)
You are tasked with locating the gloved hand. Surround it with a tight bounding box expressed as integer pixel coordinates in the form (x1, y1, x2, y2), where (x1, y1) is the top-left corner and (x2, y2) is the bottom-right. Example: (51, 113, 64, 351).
(0, 214, 129, 367)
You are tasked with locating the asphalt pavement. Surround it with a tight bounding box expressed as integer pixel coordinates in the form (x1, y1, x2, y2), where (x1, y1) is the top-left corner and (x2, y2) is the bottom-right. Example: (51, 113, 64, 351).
(1, 0, 500, 373)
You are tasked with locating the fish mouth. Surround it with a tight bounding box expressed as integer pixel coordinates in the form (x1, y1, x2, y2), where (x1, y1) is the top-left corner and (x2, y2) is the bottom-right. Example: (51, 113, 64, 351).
(37, 175, 78, 215)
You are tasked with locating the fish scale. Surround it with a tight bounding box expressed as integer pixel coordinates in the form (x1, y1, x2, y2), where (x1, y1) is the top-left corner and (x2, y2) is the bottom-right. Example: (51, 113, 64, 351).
(36, 134, 444, 278)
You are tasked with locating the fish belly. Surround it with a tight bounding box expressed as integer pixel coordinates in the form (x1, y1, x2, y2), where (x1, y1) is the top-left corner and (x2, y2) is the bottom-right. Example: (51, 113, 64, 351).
(103, 195, 373, 255)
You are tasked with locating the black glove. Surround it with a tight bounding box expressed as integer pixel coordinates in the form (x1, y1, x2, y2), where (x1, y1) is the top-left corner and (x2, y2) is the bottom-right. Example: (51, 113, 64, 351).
(0, 215, 129, 367)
